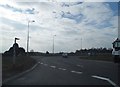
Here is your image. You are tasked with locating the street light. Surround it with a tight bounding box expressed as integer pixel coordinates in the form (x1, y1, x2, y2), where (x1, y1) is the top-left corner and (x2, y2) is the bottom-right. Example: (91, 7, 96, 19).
(27, 20, 35, 56)
(81, 38, 82, 50)
(53, 35, 56, 54)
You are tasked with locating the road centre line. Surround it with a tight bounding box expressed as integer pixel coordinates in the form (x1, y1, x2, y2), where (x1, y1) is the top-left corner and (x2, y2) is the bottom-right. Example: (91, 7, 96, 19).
(71, 71, 82, 74)
(58, 68, 66, 71)
(77, 65, 83, 67)
(39, 62, 82, 75)
(40, 63, 43, 64)
(92, 75, 119, 87)
(50, 66, 56, 68)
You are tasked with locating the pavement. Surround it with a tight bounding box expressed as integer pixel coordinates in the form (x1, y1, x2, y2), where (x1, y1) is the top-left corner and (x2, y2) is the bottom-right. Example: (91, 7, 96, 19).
(3, 56, 119, 86)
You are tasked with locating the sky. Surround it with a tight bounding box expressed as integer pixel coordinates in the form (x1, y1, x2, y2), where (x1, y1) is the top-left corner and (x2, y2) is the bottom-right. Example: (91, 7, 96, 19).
(0, 0, 119, 53)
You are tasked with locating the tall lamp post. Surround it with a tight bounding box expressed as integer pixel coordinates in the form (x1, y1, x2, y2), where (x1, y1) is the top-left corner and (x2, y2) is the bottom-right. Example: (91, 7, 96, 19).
(27, 20, 35, 56)
(80, 38, 82, 55)
(53, 35, 56, 54)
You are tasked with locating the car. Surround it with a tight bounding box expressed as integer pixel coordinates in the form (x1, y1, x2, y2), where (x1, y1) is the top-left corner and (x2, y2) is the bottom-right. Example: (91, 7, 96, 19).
(62, 53, 68, 58)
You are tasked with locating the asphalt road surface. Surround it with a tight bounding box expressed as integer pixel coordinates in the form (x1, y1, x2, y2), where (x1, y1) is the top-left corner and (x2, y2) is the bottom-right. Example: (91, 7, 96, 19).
(4, 56, 119, 86)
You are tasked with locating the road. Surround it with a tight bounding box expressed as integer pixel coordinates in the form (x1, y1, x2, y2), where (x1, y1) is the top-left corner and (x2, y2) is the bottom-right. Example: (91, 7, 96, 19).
(4, 56, 119, 86)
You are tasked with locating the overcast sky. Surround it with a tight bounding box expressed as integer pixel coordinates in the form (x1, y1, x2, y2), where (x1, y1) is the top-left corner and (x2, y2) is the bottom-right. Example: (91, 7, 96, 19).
(0, 0, 119, 53)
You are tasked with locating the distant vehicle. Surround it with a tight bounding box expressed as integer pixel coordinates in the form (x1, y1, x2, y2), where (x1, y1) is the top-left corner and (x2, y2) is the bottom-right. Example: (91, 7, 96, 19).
(62, 53, 68, 58)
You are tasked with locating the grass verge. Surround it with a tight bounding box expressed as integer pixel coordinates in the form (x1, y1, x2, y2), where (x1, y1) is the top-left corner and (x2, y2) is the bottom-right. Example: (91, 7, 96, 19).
(2, 55, 36, 81)
(78, 53, 114, 62)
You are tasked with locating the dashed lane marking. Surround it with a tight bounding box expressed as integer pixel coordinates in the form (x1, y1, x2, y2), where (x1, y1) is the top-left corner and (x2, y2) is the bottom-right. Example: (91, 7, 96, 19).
(39, 62, 83, 75)
(58, 68, 67, 71)
(77, 65, 83, 67)
(40, 63, 43, 64)
(71, 71, 82, 74)
(92, 75, 119, 87)
(50, 66, 56, 68)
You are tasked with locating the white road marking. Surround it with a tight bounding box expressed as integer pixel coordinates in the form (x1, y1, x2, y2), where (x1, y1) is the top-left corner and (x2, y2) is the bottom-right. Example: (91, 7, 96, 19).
(74, 71, 82, 74)
(71, 71, 76, 73)
(40, 63, 43, 64)
(71, 71, 82, 74)
(77, 65, 83, 67)
(92, 75, 119, 87)
(39, 63, 83, 75)
(50, 66, 56, 68)
(58, 68, 66, 71)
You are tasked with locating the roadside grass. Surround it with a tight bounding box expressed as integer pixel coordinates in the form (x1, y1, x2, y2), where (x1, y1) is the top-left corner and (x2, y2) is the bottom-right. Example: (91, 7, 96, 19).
(78, 53, 114, 62)
(2, 55, 36, 80)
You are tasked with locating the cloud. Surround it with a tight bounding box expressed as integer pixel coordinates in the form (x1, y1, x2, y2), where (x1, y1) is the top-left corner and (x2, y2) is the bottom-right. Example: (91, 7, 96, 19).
(11, 0, 119, 2)
(0, 4, 36, 14)
(0, 1, 118, 53)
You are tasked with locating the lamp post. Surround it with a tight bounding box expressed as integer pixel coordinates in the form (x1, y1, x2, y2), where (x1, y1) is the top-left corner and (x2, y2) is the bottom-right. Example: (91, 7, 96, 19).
(27, 20, 35, 56)
(53, 35, 56, 54)
(81, 38, 82, 50)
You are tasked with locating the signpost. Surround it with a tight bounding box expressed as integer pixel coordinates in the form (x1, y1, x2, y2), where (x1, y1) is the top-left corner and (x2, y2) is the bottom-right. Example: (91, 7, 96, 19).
(13, 37, 20, 65)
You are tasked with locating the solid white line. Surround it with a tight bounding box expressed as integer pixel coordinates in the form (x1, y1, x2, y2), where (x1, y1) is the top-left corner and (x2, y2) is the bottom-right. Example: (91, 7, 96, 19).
(107, 79, 119, 87)
(58, 68, 66, 71)
(92, 75, 119, 87)
(50, 66, 56, 68)
(92, 75, 108, 80)
(71, 71, 82, 74)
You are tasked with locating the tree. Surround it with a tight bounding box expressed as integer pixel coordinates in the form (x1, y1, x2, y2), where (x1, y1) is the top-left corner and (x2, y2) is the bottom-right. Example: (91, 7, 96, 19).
(19, 47, 25, 53)
(3, 43, 26, 56)
(46, 51, 49, 54)
(17, 47, 25, 56)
